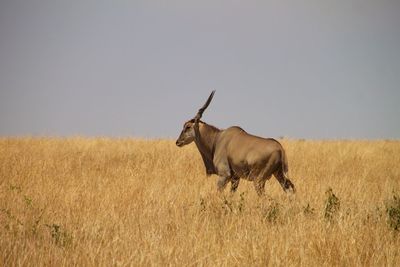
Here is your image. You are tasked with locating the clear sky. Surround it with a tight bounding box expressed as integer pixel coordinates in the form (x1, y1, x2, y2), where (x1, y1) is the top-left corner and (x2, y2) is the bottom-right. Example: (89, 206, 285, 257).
(1, 0, 399, 139)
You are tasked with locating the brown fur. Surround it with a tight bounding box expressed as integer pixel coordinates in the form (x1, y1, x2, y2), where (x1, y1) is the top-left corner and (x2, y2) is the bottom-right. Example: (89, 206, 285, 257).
(176, 120, 295, 195)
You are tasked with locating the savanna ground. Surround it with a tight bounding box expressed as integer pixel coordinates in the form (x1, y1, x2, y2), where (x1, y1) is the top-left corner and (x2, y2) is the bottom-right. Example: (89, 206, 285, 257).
(0, 138, 400, 266)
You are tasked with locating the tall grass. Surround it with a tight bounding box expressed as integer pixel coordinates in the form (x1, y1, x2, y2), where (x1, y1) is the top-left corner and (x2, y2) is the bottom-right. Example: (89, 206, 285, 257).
(0, 138, 399, 266)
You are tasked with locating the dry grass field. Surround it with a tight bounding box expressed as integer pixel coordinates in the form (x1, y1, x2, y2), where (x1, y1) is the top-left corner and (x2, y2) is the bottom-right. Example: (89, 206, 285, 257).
(1, 137, 400, 266)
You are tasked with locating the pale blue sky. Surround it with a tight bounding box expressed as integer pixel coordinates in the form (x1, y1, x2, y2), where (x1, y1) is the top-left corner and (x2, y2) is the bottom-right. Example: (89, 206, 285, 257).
(0, 0, 399, 139)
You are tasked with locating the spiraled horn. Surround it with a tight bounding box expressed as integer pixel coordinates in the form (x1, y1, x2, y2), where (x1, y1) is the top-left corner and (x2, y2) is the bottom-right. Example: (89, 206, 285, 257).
(194, 90, 216, 122)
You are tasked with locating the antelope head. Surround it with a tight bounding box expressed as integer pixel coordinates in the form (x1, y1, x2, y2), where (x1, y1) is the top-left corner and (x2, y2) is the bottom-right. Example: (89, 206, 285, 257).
(176, 91, 215, 147)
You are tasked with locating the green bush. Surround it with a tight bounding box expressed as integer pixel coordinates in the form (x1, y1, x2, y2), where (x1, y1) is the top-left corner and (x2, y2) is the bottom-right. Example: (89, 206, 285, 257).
(324, 188, 340, 221)
(386, 193, 400, 231)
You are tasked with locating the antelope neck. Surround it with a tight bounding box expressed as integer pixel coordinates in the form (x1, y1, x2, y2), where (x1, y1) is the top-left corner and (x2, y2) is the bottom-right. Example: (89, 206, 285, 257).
(195, 122, 220, 160)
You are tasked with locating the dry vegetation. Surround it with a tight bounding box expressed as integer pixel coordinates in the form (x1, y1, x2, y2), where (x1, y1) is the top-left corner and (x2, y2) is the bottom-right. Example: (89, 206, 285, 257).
(1, 137, 400, 266)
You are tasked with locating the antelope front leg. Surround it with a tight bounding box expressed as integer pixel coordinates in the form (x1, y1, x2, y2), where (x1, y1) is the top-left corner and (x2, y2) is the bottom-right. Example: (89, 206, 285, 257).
(217, 176, 230, 192)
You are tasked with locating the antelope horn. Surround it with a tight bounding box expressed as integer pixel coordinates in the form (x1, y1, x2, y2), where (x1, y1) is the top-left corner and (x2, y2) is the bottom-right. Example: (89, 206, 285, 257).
(194, 90, 216, 122)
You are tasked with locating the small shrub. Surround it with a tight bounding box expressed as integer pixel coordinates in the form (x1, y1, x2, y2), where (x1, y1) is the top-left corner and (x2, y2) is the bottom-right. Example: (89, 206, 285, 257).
(263, 201, 280, 223)
(24, 195, 33, 208)
(45, 224, 72, 247)
(237, 192, 246, 213)
(199, 197, 206, 212)
(222, 197, 233, 213)
(324, 188, 340, 221)
(303, 203, 315, 216)
(386, 193, 400, 231)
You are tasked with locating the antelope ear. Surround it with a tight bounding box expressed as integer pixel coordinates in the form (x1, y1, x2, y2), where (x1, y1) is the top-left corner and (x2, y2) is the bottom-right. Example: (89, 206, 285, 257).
(190, 118, 203, 124)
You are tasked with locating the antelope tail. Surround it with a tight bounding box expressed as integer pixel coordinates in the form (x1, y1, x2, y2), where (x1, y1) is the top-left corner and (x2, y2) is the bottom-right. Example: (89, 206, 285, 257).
(281, 149, 289, 175)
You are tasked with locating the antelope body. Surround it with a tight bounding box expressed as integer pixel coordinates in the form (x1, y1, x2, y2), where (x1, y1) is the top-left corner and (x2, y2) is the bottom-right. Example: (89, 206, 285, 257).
(176, 91, 295, 195)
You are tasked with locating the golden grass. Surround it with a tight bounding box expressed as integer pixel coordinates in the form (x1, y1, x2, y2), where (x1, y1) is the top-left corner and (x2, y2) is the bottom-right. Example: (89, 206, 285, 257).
(1, 138, 399, 266)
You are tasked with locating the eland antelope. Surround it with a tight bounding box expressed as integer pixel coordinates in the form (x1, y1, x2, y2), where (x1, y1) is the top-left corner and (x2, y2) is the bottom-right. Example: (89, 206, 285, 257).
(176, 91, 295, 195)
